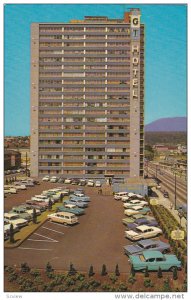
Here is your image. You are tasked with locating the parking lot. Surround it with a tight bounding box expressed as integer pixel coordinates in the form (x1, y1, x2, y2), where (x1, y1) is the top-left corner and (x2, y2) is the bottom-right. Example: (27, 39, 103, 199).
(4, 183, 133, 273)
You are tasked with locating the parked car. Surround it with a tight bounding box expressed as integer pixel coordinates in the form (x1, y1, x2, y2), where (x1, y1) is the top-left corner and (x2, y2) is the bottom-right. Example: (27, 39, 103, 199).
(48, 212, 78, 225)
(26, 199, 48, 209)
(4, 186, 17, 194)
(124, 207, 150, 216)
(14, 183, 27, 190)
(21, 203, 45, 213)
(129, 200, 148, 206)
(69, 194, 90, 202)
(4, 213, 28, 228)
(126, 218, 159, 230)
(163, 191, 169, 198)
(21, 180, 35, 187)
(50, 176, 58, 183)
(114, 192, 128, 201)
(129, 250, 181, 271)
(122, 217, 137, 225)
(71, 179, 80, 185)
(42, 176, 50, 182)
(95, 181, 102, 187)
(125, 225, 162, 241)
(4, 219, 19, 234)
(64, 178, 72, 184)
(17, 205, 41, 216)
(10, 207, 32, 221)
(31, 195, 51, 203)
(87, 180, 94, 187)
(56, 205, 85, 216)
(64, 200, 88, 208)
(123, 201, 148, 209)
(124, 239, 170, 256)
(58, 177, 65, 183)
(33, 180, 40, 185)
(79, 179, 86, 186)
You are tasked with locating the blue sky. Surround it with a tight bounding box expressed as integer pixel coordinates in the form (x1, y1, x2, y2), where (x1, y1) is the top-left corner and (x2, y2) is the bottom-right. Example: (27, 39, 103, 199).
(4, 4, 187, 136)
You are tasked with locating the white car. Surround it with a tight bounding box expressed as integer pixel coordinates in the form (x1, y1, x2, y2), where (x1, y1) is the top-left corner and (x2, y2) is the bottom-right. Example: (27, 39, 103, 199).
(123, 201, 148, 209)
(4, 213, 28, 228)
(64, 178, 72, 184)
(4, 220, 19, 234)
(50, 176, 58, 183)
(124, 206, 145, 216)
(125, 225, 162, 241)
(14, 184, 27, 190)
(129, 199, 148, 205)
(114, 192, 128, 200)
(121, 196, 130, 202)
(87, 180, 94, 187)
(4, 186, 17, 194)
(31, 195, 53, 203)
(95, 181, 101, 187)
(42, 176, 50, 182)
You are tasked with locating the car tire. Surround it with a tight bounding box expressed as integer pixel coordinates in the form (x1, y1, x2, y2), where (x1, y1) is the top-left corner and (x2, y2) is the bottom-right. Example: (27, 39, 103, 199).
(169, 266, 177, 272)
(63, 222, 67, 226)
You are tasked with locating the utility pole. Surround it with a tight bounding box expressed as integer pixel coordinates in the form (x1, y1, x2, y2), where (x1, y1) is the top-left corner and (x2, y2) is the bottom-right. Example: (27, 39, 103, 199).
(25, 152, 28, 177)
(174, 172, 177, 210)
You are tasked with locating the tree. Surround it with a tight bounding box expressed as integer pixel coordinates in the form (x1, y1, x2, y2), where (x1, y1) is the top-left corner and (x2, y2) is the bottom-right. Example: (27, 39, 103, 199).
(68, 263, 76, 276)
(32, 208, 37, 224)
(9, 223, 15, 243)
(115, 264, 120, 276)
(173, 267, 178, 280)
(48, 199, 53, 211)
(130, 265, 135, 277)
(88, 265, 94, 277)
(157, 267, 163, 278)
(59, 193, 64, 203)
(101, 264, 107, 276)
(21, 262, 30, 273)
(144, 266, 149, 277)
(46, 262, 54, 273)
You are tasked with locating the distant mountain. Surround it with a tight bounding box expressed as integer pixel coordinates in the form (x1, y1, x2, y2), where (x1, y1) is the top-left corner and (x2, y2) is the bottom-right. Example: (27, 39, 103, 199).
(145, 117, 187, 132)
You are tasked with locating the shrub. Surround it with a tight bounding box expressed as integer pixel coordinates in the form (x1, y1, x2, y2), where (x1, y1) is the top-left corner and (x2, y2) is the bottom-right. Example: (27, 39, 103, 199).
(101, 283, 112, 291)
(109, 273, 117, 284)
(89, 279, 101, 288)
(162, 279, 171, 292)
(5, 266, 14, 273)
(76, 273, 85, 281)
(101, 264, 107, 276)
(128, 274, 136, 285)
(30, 269, 40, 277)
(21, 262, 30, 273)
(117, 282, 129, 292)
(65, 277, 75, 287)
(144, 278, 154, 288)
(88, 265, 94, 277)
(8, 273, 18, 282)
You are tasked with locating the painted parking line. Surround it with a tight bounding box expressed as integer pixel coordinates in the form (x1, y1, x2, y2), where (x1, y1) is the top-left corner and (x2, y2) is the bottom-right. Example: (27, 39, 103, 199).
(18, 247, 52, 251)
(28, 238, 58, 243)
(34, 232, 58, 242)
(42, 226, 65, 235)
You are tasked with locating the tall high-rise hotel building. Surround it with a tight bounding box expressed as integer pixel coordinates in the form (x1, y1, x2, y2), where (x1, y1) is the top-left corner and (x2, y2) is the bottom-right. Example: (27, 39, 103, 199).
(30, 8, 144, 180)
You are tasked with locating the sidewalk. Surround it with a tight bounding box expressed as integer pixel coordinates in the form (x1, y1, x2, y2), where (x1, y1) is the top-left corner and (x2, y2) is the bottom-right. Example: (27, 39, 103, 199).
(152, 187, 187, 229)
